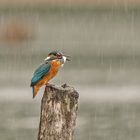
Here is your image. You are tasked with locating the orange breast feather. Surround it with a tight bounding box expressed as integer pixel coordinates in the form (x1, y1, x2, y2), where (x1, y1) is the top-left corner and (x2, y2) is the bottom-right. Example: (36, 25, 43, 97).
(33, 60, 61, 98)
(37, 60, 61, 86)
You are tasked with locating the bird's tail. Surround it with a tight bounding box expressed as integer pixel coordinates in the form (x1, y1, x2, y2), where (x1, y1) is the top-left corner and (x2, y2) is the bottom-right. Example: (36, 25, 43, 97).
(32, 86, 39, 98)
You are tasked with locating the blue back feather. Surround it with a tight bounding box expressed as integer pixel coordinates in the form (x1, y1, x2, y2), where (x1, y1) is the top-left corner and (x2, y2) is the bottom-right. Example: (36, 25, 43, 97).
(30, 62, 51, 86)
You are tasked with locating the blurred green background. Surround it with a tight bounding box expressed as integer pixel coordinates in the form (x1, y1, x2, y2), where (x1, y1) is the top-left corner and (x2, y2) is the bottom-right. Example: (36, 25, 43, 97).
(0, 2, 140, 140)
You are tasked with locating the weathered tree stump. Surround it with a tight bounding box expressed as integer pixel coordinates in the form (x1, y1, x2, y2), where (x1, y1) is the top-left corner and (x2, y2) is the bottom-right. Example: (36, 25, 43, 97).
(38, 84, 79, 140)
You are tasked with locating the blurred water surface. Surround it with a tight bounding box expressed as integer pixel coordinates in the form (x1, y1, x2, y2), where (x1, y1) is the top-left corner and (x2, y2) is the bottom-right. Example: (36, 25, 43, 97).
(0, 9, 140, 140)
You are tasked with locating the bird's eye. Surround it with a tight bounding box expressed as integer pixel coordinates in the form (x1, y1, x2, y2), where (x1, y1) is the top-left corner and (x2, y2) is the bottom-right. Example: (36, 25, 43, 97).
(56, 53, 62, 58)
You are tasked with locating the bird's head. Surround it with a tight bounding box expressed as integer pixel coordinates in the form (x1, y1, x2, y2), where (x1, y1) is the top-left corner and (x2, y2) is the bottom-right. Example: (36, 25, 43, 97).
(45, 51, 70, 65)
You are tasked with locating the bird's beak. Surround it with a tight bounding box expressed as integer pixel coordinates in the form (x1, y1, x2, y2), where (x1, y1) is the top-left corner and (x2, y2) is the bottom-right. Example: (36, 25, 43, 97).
(63, 55, 71, 61)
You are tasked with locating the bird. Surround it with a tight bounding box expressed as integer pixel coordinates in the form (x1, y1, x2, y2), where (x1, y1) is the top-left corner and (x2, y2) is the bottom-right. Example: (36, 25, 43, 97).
(30, 51, 70, 98)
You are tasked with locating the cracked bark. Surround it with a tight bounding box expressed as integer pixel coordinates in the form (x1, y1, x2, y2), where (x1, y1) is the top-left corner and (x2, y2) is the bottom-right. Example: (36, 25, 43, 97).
(38, 84, 79, 140)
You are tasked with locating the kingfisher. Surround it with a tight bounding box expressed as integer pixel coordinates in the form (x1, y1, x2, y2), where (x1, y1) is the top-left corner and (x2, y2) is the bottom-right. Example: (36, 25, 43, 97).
(30, 51, 70, 98)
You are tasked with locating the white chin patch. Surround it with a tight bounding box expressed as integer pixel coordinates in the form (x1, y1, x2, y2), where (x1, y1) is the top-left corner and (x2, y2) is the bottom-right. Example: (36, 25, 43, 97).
(63, 56, 66, 63)
(45, 56, 50, 61)
(61, 56, 66, 67)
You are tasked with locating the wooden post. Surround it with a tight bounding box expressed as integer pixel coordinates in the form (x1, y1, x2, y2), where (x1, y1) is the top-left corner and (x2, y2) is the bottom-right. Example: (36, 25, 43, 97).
(38, 84, 79, 140)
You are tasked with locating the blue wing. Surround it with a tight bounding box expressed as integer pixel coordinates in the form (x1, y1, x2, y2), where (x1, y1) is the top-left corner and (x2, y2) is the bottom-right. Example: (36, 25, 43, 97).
(30, 62, 51, 86)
